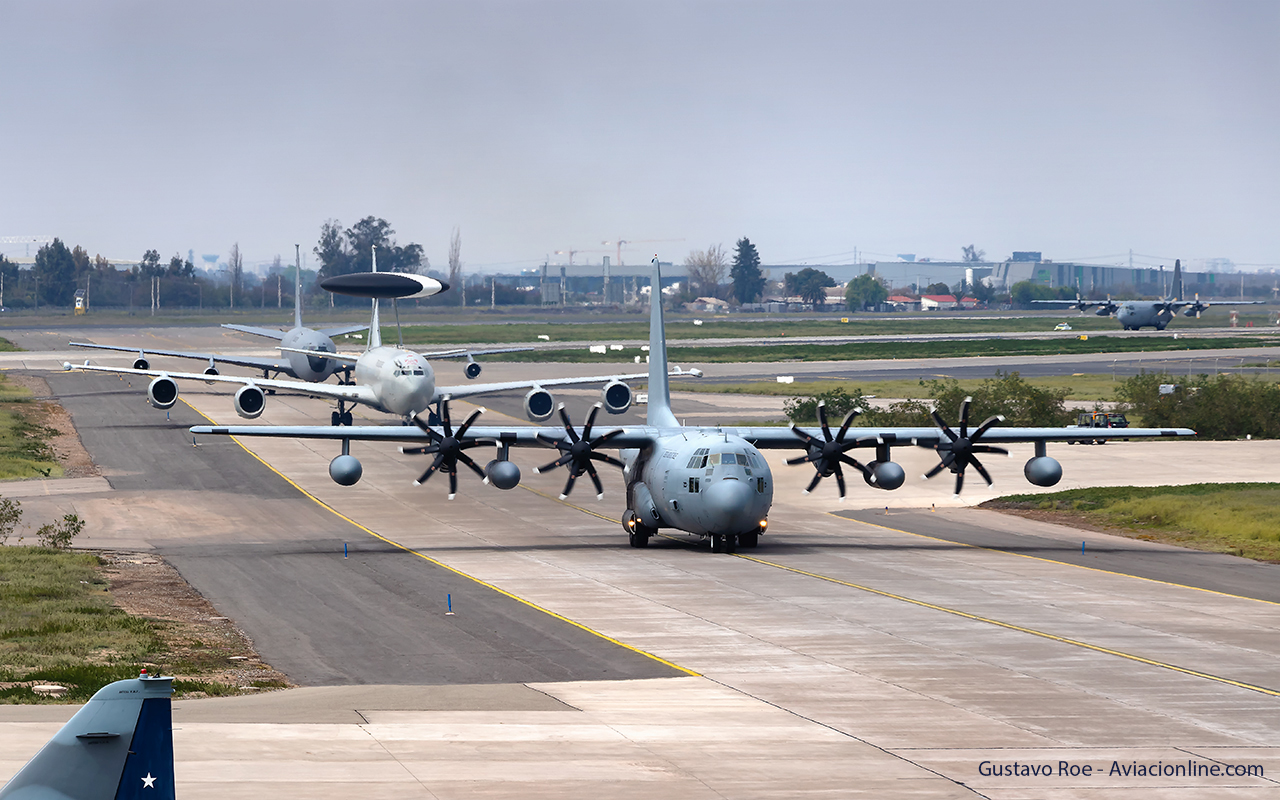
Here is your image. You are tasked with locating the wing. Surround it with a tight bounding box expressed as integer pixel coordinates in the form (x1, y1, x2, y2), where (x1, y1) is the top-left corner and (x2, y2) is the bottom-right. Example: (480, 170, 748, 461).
(69, 341, 295, 376)
(317, 323, 371, 337)
(189, 422, 658, 448)
(420, 346, 536, 359)
(733, 425, 1194, 448)
(436, 366, 702, 401)
(64, 362, 380, 408)
(221, 323, 289, 341)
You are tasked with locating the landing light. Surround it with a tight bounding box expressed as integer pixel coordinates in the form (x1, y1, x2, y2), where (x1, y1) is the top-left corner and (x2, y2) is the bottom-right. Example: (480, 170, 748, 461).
(759, 519, 768, 530)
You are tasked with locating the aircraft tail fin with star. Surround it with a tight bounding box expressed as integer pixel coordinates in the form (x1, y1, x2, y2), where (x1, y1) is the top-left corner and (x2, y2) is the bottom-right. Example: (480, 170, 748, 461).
(0, 671, 175, 800)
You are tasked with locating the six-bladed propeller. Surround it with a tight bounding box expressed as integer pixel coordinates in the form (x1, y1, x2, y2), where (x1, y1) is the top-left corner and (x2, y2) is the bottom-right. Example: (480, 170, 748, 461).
(919, 396, 1007, 495)
(787, 401, 876, 500)
(404, 398, 490, 499)
(534, 403, 625, 499)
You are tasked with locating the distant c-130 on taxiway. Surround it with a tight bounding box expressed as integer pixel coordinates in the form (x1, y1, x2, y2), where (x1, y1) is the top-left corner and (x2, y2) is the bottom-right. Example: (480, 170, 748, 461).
(192, 258, 1195, 553)
(1034, 259, 1266, 330)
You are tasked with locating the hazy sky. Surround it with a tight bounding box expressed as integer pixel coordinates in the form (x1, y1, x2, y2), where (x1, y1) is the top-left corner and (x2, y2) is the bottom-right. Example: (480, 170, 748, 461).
(2, 1, 1277, 272)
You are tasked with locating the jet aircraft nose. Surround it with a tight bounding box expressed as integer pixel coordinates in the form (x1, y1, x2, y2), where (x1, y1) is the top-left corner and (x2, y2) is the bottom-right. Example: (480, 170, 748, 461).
(703, 478, 757, 534)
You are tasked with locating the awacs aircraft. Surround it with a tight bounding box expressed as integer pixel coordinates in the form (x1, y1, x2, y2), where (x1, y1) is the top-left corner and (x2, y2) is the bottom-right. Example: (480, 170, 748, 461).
(70, 252, 376, 384)
(1034, 259, 1266, 330)
(65, 250, 696, 426)
(0, 670, 175, 800)
(191, 258, 1194, 554)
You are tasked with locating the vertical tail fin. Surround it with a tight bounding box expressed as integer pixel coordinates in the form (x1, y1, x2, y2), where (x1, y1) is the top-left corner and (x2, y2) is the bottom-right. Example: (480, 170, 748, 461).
(645, 257, 678, 428)
(0, 673, 174, 800)
(1173, 259, 1183, 301)
(367, 246, 382, 350)
(294, 244, 303, 329)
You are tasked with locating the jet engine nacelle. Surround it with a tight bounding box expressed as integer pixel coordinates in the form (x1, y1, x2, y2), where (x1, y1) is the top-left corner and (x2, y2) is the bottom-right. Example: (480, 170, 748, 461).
(601, 380, 632, 415)
(523, 388, 555, 422)
(133, 357, 150, 370)
(329, 454, 363, 486)
(203, 367, 219, 377)
(864, 460, 906, 490)
(484, 459, 521, 490)
(1024, 455, 1063, 487)
(233, 385, 266, 419)
(464, 361, 482, 380)
(146, 376, 178, 410)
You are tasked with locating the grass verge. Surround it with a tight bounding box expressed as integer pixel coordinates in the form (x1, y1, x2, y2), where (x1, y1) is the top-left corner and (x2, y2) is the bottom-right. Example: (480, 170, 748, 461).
(480, 334, 1280, 364)
(0, 338, 19, 353)
(0, 548, 288, 703)
(982, 483, 1280, 562)
(0, 374, 62, 480)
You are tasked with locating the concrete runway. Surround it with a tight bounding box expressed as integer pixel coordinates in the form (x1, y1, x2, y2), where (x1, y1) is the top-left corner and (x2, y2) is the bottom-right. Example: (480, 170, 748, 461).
(4, 326, 1280, 797)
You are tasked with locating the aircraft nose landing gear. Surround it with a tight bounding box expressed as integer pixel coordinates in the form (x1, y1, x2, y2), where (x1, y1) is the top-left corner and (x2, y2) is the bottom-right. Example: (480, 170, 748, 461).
(331, 400, 354, 427)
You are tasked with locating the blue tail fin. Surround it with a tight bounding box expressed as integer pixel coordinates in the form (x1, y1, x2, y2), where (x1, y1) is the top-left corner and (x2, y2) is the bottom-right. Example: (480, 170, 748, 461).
(645, 257, 678, 428)
(0, 673, 174, 800)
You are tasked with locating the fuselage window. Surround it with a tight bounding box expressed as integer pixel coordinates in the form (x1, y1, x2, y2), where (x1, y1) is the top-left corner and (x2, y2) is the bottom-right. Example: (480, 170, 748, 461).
(757, 477, 765, 493)
(414, 370, 424, 375)
(689, 477, 700, 493)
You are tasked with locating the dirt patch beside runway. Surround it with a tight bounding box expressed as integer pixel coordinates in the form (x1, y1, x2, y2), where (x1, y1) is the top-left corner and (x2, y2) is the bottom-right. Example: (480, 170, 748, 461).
(101, 551, 292, 693)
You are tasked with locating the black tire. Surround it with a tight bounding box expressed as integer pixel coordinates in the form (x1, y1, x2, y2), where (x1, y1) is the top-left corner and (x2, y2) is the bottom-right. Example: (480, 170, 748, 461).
(724, 534, 737, 554)
(739, 531, 759, 548)
(711, 534, 725, 553)
(331, 411, 341, 426)
(341, 411, 354, 426)
(628, 529, 650, 548)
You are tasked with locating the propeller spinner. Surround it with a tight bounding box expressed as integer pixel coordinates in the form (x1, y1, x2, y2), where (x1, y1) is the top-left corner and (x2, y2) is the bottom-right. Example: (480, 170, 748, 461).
(787, 401, 875, 500)
(404, 398, 490, 499)
(919, 396, 1007, 495)
(533, 403, 625, 499)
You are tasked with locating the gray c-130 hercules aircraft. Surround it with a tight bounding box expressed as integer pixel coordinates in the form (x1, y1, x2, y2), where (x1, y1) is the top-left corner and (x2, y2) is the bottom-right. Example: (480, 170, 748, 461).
(192, 258, 1194, 554)
(1033, 259, 1266, 330)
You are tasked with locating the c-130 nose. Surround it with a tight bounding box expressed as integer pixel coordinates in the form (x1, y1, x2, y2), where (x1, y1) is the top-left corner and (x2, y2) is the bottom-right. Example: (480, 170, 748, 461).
(703, 478, 757, 533)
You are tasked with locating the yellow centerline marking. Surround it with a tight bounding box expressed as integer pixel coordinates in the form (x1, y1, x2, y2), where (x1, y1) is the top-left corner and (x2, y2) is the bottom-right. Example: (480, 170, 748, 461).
(182, 400, 696, 677)
(843, 513, 1280, 607)
(734, 551, 1280, 697)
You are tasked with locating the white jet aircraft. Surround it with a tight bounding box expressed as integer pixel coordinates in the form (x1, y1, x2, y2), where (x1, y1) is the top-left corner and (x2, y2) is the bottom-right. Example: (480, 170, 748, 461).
(65, 250, 700, 426)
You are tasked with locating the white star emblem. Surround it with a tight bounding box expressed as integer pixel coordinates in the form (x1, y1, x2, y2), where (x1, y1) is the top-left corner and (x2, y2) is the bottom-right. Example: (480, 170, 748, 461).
(141, 773, 157, 789)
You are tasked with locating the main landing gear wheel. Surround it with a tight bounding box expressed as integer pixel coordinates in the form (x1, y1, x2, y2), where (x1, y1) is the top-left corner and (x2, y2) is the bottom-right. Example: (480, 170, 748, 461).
(331, 410, 354, 426)
(711, 534, 737, 554)
(623, 510, 652, 548)
(738, 531, 759, 549)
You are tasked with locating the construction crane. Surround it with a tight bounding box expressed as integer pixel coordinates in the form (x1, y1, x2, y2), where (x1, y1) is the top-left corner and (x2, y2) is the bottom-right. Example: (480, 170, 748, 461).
(0, 236, 55, 258)
(553, 248, 609, 266)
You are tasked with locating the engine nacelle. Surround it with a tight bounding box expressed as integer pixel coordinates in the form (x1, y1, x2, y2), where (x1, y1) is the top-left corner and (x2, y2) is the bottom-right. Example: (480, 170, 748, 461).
(133, 357, 150, 371)
(146, 376, 178, 410)
(601, 380, 632, 415)
(234, 385, 266, 419)
(1024, 456, 1063, 487)
(204, 367, 219, 377)
(484, 459, 521, 490)
(329, 454, 363, 486)
(865, 460, 906, 490)
(524, 387, 555, 422)
(464, 361, 482, 380)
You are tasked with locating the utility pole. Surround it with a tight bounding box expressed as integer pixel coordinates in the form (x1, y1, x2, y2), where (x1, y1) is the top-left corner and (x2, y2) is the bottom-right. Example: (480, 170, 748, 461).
(491, 276, 495, 310)
(278, 273, 282, 308)
(85, 271, 91, 313)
